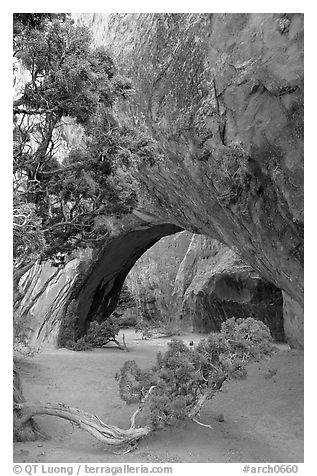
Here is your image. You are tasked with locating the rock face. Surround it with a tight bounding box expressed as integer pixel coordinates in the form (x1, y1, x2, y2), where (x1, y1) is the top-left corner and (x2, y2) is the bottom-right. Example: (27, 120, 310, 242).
(14, 252, 91, 349)
(282, 292, 304, 349)
(171, 235, 284, 341)
(76, 13, 303, 344)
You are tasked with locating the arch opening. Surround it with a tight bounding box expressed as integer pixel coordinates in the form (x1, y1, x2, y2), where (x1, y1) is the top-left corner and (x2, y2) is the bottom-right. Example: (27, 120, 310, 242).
(73, 223, 182, 339)
(68, 227, 285, 344)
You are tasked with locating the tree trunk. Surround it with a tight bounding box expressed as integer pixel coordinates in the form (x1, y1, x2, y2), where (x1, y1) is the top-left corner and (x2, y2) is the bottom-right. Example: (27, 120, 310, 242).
(14, 384, 156, 449)
(13, 367, 44, 442)
(14, 400, 152, 452)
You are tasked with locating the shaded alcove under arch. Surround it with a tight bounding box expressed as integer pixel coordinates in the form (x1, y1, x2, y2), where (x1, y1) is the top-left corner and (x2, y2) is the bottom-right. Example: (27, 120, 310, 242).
(74, 223, 182, 338)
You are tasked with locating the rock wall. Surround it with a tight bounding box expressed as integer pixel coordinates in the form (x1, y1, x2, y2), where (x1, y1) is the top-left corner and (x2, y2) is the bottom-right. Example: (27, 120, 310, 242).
(14, 252, 91, 349)
(282, 292, 304, 349)
(171, 235, 284, 341)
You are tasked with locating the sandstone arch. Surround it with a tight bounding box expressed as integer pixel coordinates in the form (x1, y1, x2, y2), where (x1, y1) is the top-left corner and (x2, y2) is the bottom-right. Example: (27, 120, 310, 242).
(16, 13, 304, 349)
(83, 12, 304, 346)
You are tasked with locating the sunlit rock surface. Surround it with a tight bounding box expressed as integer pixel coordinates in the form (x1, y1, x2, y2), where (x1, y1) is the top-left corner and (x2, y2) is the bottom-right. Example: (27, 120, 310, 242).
(14, 251, 92, 349)
(170, 235, 284, 341)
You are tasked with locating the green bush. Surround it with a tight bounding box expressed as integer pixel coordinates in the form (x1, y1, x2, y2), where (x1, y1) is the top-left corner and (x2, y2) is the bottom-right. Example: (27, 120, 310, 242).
(117, 317, 275, 430)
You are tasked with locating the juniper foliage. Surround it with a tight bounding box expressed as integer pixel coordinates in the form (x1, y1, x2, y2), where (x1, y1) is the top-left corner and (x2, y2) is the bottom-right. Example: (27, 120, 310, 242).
(118, 317, 275, 430)
(13, 14, 163, 274)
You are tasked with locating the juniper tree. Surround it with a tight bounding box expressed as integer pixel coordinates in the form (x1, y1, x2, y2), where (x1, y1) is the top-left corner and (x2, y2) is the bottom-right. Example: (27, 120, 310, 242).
(13, 15, 132, 276)
(13, 14, 162, 310)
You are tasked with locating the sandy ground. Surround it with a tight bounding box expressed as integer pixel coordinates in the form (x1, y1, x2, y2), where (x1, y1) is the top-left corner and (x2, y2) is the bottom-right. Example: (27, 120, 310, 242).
(14, 329, 303, 463)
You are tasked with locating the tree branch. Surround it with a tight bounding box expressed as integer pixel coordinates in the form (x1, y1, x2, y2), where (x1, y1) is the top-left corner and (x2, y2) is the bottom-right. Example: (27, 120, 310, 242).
(192, 418, 214, 429)
(39, 164, 81, 176)
(188, 373, 228, 420)
(129, 385, 156, 430)
(14, 401, 152, 450)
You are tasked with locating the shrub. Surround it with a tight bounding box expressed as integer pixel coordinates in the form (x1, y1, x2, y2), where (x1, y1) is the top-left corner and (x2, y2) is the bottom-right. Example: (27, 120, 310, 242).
(61, 315, 122, 351)
(117, 317, 275, 430)
(85, 319, 120, 347)
(13, 341, 39, 358)
(66, 338, 93, 352)
(135, 319, 181, 339)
